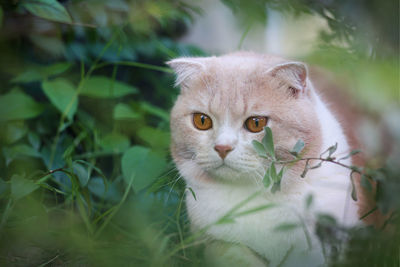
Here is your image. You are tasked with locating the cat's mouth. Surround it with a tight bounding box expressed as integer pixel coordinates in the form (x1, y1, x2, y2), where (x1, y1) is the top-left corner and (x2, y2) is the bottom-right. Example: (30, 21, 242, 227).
(213, 162, 240, 172)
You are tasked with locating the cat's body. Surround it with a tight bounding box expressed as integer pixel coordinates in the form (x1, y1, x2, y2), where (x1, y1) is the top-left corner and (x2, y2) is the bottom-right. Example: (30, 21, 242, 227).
(168, 52, 359, 266)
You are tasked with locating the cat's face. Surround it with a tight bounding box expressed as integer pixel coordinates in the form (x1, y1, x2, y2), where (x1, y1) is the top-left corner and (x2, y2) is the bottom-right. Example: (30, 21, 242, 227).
(168, 53, 322, 186)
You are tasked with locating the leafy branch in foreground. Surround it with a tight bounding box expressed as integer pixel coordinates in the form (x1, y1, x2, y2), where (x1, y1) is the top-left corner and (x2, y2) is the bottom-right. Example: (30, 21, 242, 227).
(252, 127, 370, 200)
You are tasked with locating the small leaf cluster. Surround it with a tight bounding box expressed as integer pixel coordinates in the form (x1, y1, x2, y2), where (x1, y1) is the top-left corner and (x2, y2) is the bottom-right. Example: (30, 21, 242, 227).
(252, 127, 305, 192)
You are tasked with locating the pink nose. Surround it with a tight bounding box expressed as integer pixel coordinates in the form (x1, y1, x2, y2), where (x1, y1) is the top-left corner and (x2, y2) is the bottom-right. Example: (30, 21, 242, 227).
(214, 145, 233, 159)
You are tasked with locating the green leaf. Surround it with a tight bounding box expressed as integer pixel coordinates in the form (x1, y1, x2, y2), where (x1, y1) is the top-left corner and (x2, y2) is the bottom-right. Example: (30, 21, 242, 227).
(361, 175, 372, 192)
(140, 102, 170, 121)
(41, 62, 72, 77)
(12, 69, 43, 83)
(275, 223, 299, 231)
(0, 90, 43, 121)
(73, 162, 90, 187)
(81, 76, 138, 98)
(11, 174, 39, 200)
(12, 62, 72, 83)
(339, 149, 362, 161)
(270, 162, 278, 182)
(187, 187, 197, 201)
(3, 144, 41, 166)
(252, 140, 266, 157)
(87, 177, 121, 203)
(327, 143, 338, 157)
(113, 103, 140, 120)
(0, 178, 9, 197)
(263, 171, 271, 188)
(305, 194, 313, 209)
(271, 181, 281, 193)
(121, 146, 167, 193)
(21, 0, 72, 23)
(276, 165, 284, 182)
(98, 133, 130, 153)
(3, 121, 28, 144)
(137, 127, 170, 150)
(216, 217, 236, 225)
(262, 127, 275, 158)
(28, 131, 41, 150)
(234, 203, 276, 217)
(74, 160, 107, 180)
(42, 78, 78, 121)
(291, 139, 305, 156)
(317, 214, 337, 225)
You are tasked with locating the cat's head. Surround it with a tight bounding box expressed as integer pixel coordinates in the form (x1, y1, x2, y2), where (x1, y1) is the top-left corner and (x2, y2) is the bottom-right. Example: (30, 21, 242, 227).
(168, 52, 322, 187)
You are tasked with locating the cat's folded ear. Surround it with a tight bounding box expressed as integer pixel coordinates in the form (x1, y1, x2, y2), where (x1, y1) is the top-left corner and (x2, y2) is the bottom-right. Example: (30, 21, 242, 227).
(267, 62, 308, 97)
(166, 57, 207, 89)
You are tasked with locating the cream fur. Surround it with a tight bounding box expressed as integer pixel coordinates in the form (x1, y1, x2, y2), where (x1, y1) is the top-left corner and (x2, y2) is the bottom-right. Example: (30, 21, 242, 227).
(168, 52, 359, 267)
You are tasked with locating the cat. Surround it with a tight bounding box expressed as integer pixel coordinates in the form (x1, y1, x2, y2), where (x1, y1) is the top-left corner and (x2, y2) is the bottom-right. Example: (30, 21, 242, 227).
(167, 52, 360, 267)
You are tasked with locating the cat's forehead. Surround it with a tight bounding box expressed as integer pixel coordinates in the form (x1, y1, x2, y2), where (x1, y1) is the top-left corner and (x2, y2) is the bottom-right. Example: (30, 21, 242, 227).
(175, 53, 293, 119)
(185, 68, 276, 118)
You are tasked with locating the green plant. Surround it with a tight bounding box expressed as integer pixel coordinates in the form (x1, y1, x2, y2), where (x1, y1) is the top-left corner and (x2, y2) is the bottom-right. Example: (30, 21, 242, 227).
(252, 126, 400, 266)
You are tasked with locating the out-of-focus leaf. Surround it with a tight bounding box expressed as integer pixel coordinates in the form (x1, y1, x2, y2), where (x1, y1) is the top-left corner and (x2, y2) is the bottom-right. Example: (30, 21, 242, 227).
(140, 102, 170, 121)
(0, 178, 9, 197)
(98, 133, 130, 153)
(29, 35, 66, 56)
(3, 144, 41, 166)
(4, 121, 28, 144)
(42, 78, 78, 120)
(80, 76, 138, 98)
(137, 127, 170, 150)
(113, 103, 140, 120)
(42, 62, 72, 77)
(121, 146, 167, 193)
(12, 62, 71, 83)
(305, 194, 313, 209)
(339, 149, 362, 161)
(275, 223, 299, 231)
(73, 162, 90, 187)
(262, 127, 275, 158)
(317, 214, 337, 225)
(271, 181, 281, 193)
(88, 177, 122, 203)
(21, 0, 72, 23)
(361, 174, 373, 192)
(28, 131, 41, 150)
(11, 174, 39, 200)
(11, 70, 43, 83)
(0, 90, 43, 121)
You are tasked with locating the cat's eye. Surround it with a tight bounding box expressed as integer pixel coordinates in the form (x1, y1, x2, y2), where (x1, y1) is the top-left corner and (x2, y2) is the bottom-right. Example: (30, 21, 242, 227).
(244, 116, 268, 133)
(193, 113, 212, 130)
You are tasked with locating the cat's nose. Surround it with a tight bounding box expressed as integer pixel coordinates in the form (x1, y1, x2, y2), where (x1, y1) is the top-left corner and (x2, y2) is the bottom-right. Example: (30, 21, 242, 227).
(214, 145, 233, 159)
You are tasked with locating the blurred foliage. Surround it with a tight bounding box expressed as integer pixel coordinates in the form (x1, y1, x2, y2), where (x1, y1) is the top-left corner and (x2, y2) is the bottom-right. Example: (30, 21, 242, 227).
(0, 0, 207, 266)
(0, 0, 399, 266)
(222, 0, 399, 59)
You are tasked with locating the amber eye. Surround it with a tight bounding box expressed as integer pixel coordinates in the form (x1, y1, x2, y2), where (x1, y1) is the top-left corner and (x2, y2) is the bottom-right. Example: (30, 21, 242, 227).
(244, 116, 268, 133)
(193, 113, 213, 130)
